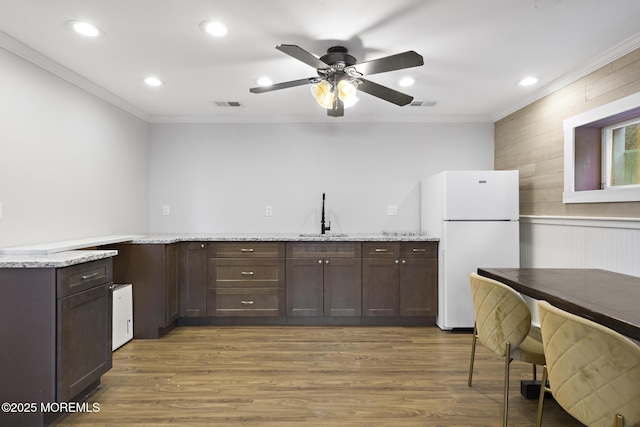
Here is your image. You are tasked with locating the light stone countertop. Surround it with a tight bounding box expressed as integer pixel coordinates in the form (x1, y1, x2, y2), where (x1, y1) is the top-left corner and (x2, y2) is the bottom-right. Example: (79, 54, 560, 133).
(0, 250, 118, 269)
(0, 232, 438, 269)
(128, 232, 439, 244)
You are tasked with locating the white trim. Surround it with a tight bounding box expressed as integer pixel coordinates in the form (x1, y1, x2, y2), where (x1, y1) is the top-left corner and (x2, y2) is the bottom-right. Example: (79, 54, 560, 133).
(520, 215, 640, 230)
(563, 91, 640, 203)
(0, 30, 150, 122)
(493, 31, 640, 122)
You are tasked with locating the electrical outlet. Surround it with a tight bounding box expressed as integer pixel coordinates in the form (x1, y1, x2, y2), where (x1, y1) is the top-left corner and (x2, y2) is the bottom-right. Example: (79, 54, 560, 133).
(162, 205, 170, 216)
(387, 205, 398, 216)
(265, 205, 273, 217)
(0, 201, 2, 221)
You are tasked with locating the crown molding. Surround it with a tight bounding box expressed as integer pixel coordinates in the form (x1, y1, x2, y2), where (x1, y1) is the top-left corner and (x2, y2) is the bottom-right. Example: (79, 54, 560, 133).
(0, 30, 150, 122)
(492, 32, 640, 122)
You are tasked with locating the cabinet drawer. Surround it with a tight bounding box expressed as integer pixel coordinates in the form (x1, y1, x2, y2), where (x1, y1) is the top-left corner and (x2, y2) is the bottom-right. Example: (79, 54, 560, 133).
(213, 259, 284, 288)
(362, 242, 399, 258)
(212, 288, 284, 317)
(400, 242, 438, 258)
(57, 258, 113, 298)
(213, 242, 284, 258)
(286, 242, 361, 258)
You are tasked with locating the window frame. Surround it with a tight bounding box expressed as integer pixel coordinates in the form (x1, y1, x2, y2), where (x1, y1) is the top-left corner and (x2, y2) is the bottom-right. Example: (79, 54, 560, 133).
(601, 117, 640, 190)
(563, 91, 640, 203)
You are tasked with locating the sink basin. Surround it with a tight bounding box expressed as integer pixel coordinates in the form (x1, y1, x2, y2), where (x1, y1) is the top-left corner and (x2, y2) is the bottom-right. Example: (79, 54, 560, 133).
(298, 233, 348, 238)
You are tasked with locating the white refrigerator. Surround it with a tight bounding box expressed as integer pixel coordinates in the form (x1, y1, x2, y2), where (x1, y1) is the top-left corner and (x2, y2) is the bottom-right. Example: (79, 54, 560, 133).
(421, 170, 520, 330)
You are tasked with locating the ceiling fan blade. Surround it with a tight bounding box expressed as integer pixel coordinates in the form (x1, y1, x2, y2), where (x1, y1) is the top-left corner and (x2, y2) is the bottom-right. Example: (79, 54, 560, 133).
(357, 79, 414, 106)
(327, 98, 344, 117)
(250, 77, 320, 94)
(354, 51, 423, 76)
(276, 44, 329, 69)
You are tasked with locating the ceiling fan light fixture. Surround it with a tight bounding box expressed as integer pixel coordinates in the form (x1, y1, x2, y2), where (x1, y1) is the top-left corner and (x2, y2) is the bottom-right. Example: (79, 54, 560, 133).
(337, 80, 358, 108)
(310, 81, 334, 109)
(200, 21, 228, 37)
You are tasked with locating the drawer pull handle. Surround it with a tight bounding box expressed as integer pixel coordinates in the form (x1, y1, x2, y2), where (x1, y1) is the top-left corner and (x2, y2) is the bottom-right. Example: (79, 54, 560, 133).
(412, 248, 427, 252)
(240, 248, 254, 253)
(241, 271, 254, 275)
(81, 272, 99, 280)
(375, 248, 389, 252)
(241, 300, 254, 305)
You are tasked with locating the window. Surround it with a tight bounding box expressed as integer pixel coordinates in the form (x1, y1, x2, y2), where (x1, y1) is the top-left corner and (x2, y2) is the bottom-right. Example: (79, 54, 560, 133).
(602, 118, 640, 188)
(563, 91, 640, 203)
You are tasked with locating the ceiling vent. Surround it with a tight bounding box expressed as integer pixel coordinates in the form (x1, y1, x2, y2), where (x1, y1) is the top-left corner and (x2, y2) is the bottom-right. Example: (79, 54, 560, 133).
(213, 101, 242, 107)
(410, 101, 436, 107)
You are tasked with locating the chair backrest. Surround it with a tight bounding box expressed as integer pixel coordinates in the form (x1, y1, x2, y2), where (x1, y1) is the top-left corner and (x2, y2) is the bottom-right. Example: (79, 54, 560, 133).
(469, 272, 532, 357)
(538, 300, 640, 427)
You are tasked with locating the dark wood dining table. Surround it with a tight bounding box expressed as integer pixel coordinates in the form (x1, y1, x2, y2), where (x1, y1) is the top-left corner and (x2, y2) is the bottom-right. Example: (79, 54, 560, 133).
(477, 268, 640, 342)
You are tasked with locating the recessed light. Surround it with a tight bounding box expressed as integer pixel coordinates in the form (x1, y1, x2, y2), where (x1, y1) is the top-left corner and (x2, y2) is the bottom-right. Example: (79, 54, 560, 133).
(66, 20, 103, 37)
(517, 76, 538, 86)
(200, 21, 228, 37)
(399, 77, 416, 87)
(144, 77, 163, 87)
(256, 77, 273, 87)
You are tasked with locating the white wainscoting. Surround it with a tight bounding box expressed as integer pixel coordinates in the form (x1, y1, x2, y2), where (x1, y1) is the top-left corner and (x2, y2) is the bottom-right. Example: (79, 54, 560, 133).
(520, 215, 640, 278)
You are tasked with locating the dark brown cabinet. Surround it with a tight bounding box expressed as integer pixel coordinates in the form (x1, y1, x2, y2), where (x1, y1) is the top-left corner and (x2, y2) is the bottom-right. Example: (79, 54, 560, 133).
(208, 242, 285, 317)
(0, 258, 113, 427)
(286, 242, 362, 317)
(107, 243, 179, 338)
(179, 242, 208, 317)
(362, 242, 437, 318)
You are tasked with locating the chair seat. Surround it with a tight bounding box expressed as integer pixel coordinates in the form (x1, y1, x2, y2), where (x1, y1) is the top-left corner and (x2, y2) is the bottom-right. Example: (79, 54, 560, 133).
(512, 334, 545, 366)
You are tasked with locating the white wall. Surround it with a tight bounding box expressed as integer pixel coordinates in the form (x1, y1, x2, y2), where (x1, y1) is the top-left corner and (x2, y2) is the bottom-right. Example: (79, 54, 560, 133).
(149, 121, 494, 234)
(0, 48, 150, 248)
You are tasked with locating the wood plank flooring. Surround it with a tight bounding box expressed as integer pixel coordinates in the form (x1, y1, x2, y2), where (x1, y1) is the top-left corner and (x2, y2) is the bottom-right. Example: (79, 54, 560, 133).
(55, 326, 581, 426)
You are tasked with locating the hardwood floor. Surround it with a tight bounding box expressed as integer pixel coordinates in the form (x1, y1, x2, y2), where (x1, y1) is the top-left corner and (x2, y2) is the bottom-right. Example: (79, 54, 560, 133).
(55, 326, 581, 426)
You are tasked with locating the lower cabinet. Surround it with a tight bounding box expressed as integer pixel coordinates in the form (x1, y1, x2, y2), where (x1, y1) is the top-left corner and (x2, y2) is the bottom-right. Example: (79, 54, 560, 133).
(173, 239, 437, 326)
(208, 242, 285, 317)
(286, 242, 362, 317)
(362, 242, 437, 317)
(0, 258, 113, 427)
(106, 243, 179, 338)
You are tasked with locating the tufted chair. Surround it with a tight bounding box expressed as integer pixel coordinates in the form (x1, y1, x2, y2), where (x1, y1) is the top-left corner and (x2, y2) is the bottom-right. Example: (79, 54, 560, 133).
(468, 272, 546, 427)
(536, 300, 640, 427)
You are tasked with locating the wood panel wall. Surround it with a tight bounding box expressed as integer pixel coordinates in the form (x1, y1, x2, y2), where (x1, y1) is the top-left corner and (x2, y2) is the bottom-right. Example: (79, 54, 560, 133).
(495, 47, 640, 217)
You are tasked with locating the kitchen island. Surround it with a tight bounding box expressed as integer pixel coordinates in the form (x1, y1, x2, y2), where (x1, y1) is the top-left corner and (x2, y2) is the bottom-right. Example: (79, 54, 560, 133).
(100, 233, 439, 338)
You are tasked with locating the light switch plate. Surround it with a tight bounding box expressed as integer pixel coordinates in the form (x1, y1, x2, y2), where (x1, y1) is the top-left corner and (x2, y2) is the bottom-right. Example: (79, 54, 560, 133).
(387, 205, 398, 216)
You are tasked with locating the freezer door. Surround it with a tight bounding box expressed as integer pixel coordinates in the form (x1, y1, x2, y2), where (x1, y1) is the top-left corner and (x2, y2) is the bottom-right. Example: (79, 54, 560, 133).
(442, 170, 519, 220)
(438, 221, 519, 329)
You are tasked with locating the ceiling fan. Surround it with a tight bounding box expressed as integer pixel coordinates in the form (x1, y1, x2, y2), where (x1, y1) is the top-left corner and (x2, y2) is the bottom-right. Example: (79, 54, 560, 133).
(249, 44, 424, 117)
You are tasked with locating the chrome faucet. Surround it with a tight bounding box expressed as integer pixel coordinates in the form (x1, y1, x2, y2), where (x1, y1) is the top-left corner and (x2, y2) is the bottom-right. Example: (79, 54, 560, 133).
(321, 193, 331, 234)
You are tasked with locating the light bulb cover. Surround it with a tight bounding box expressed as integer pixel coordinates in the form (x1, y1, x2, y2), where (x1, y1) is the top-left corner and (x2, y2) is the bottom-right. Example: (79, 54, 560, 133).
(310, 81, 334, 109)
(200, 21, 228, 37)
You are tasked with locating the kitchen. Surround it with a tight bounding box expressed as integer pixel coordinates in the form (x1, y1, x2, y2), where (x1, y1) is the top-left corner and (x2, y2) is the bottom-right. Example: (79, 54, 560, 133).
(2, 1, 640, 426)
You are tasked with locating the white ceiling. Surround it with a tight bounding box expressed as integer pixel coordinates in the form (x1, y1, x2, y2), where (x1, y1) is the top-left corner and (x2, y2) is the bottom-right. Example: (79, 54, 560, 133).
(2, 0, 640, 123)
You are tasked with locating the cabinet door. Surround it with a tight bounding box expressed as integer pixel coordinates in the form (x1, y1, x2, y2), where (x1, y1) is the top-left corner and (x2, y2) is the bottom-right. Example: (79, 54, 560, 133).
(180, 242, 208, 317)
(57, 283, 112, 402)
(362, 258, 399, 316)
(165, 244, 180, 325)
(400, 258, 438, 317)
(286, 258, 324, 316)
(324, 258, 362, 316)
